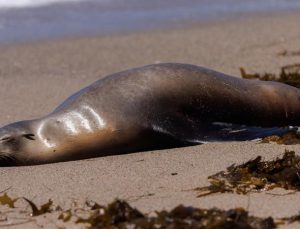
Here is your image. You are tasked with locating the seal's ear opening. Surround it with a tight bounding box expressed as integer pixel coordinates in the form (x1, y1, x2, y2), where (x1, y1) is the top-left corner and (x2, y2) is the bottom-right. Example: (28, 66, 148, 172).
(22, 134, 35, 140)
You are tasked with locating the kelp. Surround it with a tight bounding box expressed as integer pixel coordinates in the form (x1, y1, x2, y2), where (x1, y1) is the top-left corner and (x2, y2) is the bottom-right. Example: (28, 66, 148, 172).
(0, 193, 18, 208)
(240, 63, 300, 88)
(58, 209, 72, 222)
(0, 194, 277, 228)
(23, 198, 53, 216)
(76, 200, 145, 228)
(196, 151, 300, 197)
(261, 130, 300, 145)
(3, 150, 300, 228)
(75, 201, 276, 229)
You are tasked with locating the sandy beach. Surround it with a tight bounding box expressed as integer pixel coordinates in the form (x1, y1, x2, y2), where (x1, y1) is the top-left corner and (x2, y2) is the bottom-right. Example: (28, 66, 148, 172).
(1, 11, 300, 228)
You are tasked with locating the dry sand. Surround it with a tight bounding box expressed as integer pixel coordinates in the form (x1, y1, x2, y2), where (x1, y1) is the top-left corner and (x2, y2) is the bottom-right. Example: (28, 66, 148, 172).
(1, 11, 300, 228)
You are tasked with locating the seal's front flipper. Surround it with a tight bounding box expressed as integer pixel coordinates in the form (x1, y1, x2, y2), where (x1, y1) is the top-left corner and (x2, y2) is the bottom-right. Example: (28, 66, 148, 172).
(150, 114, 294, 144)
(150, 114, 209, 145)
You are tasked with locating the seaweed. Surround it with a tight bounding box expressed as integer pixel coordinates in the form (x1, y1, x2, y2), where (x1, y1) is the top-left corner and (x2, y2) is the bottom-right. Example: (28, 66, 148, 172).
(0, 193, 18, 208)
(261, 130, 300, 145)
(4, 193, 300, 228)
(23, 198, 53, 216)
(58, 209, 72, 222)
(76, 200, 144, 227)
(75, 200, 276, 229)
(240, 64, 300, 88)
(4, 152, 300, 228)
(196, 151, 300, 197)
(0, 193, 277, 228)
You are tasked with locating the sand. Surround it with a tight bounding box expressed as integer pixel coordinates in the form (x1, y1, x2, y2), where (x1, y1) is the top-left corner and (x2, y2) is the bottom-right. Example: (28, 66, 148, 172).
(1, 11, 300, 228)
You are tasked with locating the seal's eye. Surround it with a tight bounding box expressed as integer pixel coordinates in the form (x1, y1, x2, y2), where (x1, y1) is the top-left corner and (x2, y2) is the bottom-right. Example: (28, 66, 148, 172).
(1, 137, 15, 143)
(22, 134, 35, 140)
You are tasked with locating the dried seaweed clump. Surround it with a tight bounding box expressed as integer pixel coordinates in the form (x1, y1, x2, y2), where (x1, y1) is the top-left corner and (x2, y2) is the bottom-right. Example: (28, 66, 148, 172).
(0, 194, 276, 229)
(261, 130, 300, 145)
(77, 200, 275, 229)
(23, 198, 54, 216)
(76, 200, 144, 227)
(240, 64, 300, 88)
(197, 151, 300, 196)
(0, 193, 18, 208)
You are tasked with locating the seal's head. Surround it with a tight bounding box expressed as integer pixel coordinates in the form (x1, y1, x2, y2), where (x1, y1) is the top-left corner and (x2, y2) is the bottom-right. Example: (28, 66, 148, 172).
(0, 121, 39, 166)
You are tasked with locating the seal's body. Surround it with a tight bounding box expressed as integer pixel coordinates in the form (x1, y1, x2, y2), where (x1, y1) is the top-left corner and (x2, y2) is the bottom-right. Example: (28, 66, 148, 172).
(1, 63, 300, 165)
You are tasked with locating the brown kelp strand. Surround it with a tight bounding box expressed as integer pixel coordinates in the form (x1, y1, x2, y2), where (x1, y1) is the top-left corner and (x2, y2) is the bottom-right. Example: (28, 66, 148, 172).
(23, 198, 54, 216)
(0, 193, 18, 208)
(0, 194, 276, 229)
(196, 151, 300, 196)
(240, 64, 300, 88)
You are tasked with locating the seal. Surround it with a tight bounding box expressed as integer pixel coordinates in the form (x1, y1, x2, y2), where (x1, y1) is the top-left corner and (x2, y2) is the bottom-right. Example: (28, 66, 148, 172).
(0, 63, 300, 166)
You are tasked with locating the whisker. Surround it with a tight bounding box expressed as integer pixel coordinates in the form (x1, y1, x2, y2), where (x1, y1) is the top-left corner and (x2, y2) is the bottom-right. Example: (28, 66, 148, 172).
(0, 154, 17, 166)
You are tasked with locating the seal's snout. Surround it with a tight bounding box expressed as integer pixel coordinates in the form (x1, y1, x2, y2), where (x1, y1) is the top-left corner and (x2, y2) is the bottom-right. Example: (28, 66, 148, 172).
(0, 132, 17, 165)
(0, 125, 29, 166)
(0, 120, 43, 166)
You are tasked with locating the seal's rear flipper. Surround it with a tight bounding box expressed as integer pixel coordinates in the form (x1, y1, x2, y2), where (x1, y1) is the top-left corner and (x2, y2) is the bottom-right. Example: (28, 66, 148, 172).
(150, 116, 214, 145)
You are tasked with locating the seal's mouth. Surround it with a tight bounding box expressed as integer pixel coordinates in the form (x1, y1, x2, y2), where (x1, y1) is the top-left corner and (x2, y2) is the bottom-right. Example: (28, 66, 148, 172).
(0, 153, 17, 166)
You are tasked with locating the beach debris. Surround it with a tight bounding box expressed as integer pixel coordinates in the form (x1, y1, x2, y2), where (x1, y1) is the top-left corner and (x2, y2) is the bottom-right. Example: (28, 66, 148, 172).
(58, 209, 72, 222)
(23, 198, 53, 216)
(6, 194, 300, 228)
(240, 63, 300, 88)
(75, 200, 276, 229)
(76, 200, 144, 227)
(0, 193, 18, 208)
(261, 130, 300, 145)
(0, 194, 278, 228)
(196, 150, 300, 197)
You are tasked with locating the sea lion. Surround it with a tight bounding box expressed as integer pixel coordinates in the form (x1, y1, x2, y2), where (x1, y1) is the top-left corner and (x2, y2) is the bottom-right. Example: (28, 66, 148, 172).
(0, 63, 299, 166)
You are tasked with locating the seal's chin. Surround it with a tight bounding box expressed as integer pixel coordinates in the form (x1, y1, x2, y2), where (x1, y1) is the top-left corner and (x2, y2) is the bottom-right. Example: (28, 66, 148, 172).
(0, 153, 18, 167)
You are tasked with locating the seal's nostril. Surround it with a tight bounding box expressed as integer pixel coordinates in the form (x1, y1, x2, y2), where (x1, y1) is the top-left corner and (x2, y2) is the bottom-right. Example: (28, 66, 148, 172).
(22, 134, 35, 140)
